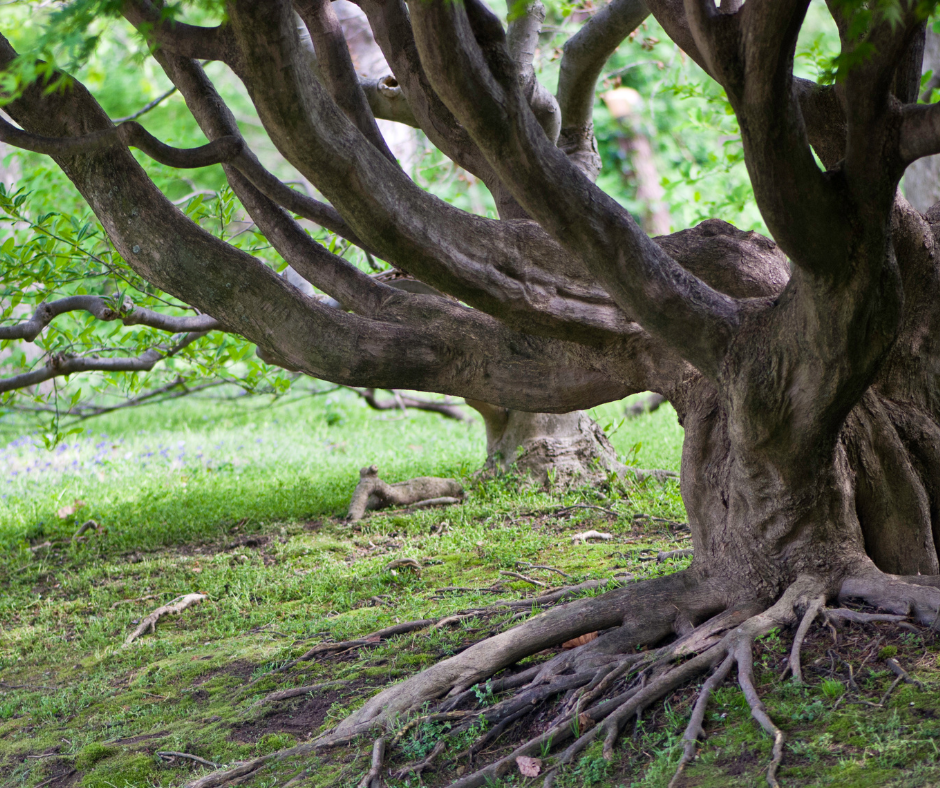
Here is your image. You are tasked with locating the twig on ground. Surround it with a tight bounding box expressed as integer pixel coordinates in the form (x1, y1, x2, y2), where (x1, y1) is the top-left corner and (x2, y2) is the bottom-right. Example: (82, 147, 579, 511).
(34, 770, 76, 788)
(124, 593, 208, 645)
(249, 681, 350, 709)
(499, 570, 547, 588)
(885, 657, 925, 689)
(516, 561, 571, 578)
(157, 751, 220, 769)
(393, 739, 445, 779)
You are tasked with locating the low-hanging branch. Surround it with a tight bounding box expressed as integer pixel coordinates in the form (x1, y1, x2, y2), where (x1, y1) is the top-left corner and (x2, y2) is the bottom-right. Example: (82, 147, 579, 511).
(0, 115, 243, 169)
(0, 331, 209, 394)
(0, 295, 221, 342)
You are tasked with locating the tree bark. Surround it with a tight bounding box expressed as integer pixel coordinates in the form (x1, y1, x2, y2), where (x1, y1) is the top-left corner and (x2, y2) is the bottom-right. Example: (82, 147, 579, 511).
(466, 403, 621, 484)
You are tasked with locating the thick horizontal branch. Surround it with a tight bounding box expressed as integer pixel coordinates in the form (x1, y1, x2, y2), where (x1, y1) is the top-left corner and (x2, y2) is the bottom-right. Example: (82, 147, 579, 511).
(899, 102, 940, 164)
(0, 332, 207, 394)
(122, 0, 236, 65)
(0, 115, 243, 169)
(360, 76, 419, 127)
(0, 295, 220, 341)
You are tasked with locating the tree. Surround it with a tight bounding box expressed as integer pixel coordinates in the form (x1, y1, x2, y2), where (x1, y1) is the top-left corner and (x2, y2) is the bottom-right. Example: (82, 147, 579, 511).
(2, 0, 940, 785)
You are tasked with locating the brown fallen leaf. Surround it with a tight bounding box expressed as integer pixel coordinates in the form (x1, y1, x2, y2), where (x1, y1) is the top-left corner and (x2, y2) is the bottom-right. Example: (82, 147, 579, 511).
(57, 499, 85, 519)
(517, 755, 542, 777)
(562, 631, 599, 649)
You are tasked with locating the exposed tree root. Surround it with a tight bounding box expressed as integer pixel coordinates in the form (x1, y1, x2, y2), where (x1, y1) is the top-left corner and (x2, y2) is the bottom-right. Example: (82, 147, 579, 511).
(347, 464, 464, 521)
(124, 593, 208, 646)
(356, 738, 386, 788)
(247, 680, 350, 709)
(184, 569, 940, 788)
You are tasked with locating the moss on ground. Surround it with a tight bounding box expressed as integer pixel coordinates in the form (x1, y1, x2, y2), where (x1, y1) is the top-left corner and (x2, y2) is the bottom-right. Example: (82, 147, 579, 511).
(1, 395, 937, 787)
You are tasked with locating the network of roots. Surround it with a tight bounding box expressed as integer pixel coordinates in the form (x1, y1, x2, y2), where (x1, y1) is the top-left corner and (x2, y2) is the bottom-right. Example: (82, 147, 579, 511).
(184, 573, 936, 788)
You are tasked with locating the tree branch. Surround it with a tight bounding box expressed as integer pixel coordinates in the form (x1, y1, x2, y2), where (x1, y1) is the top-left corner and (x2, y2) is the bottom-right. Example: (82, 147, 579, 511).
(0, 332, 207, 394)
(0, 33, 658, 411)
(345, 387, 472, 421)
(122, 0, 237, 65)
(0, 114, 243, 169)
(357, 0, 499, 181)
(407, 0, 741, 381)
(294, 0, 397, 162)
(556, 0, 649, 179)
(506, 0, 560, 144)
(149, 51, 386, 311)
(360, 76, 419, 127)
(0, 295, 220, 341)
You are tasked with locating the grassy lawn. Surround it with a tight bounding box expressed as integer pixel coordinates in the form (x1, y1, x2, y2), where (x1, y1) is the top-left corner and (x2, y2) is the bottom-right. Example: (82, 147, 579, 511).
(0, 392, 938, 788)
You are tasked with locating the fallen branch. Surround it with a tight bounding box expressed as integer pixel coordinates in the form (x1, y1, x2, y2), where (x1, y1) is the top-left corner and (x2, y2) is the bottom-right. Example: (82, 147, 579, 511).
(571, 530, 613, 543)
(347, 465, 464, 522)
(249, 681, 350, 709)
(124, 594, 208, 645)
(499, 570, 547, 588)
(157, 751, 220, 769)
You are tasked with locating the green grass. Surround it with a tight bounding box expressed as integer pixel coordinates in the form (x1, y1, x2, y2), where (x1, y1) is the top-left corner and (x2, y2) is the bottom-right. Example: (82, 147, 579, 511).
(1, 392, 936, 788)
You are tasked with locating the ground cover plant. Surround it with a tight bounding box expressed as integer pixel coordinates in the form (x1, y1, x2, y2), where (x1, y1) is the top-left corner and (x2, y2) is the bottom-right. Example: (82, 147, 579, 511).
(1, 395, 938, 788)
(5, 0, 940, 786)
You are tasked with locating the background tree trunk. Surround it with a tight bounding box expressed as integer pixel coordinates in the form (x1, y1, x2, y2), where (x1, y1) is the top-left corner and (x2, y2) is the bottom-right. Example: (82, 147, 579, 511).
(466, 402, 621, 484)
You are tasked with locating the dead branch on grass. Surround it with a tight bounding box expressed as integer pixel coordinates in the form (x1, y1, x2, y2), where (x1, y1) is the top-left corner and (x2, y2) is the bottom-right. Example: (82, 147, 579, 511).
(347, 465, 464, 522)
(124, 593, 208, 645)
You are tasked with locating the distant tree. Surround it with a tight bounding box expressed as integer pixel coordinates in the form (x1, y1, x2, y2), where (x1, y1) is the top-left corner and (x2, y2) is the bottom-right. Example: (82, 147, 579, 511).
(3, 0, 940, 785)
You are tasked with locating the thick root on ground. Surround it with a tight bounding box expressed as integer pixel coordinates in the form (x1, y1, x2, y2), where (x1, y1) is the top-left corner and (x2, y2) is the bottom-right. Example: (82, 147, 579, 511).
(347, 464, 464, 522)
(183, 570, 940, 788)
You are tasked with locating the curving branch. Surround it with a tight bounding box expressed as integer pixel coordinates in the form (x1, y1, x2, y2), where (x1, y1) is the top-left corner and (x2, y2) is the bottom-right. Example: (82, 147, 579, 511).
(407, 0, 741, 381)
(295, 0, 397, 162)
(357, 0, 499, 182)
(679, 0, 852, 278)
(556, 0, 649, 179)
(346, 387, 472, 422)
(506, 0, 560, 144)
(122, 0, 237, 65)
(0, 32, 656, 412)
(0, 114, 243, 169)
(0, 331, 208, 394)
(0, 295, 220, 341)
(149, 51, 386, 311)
